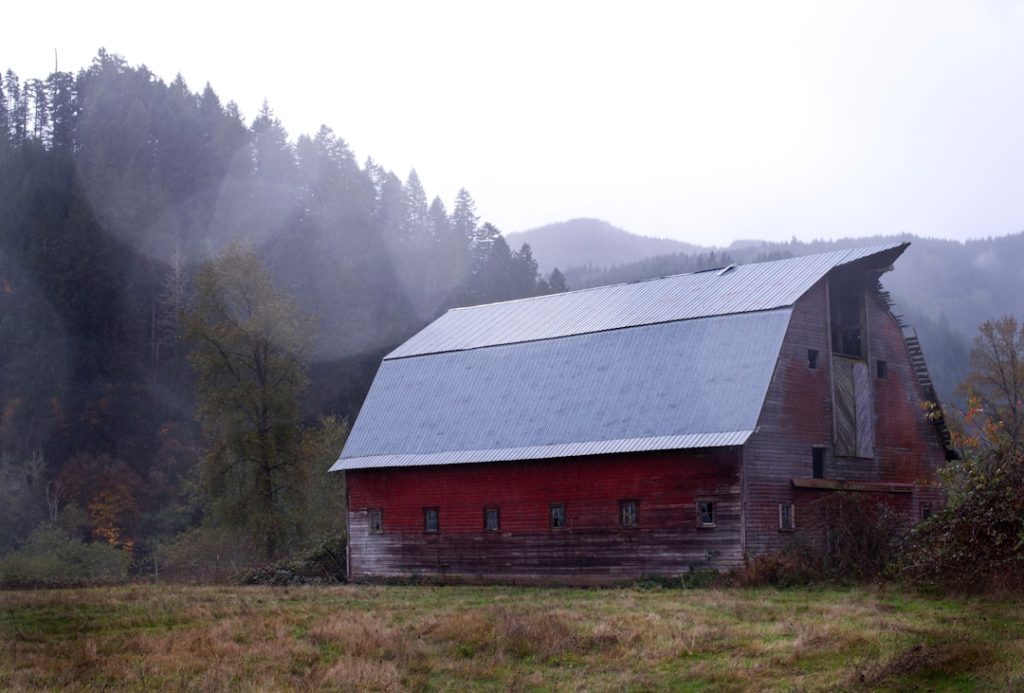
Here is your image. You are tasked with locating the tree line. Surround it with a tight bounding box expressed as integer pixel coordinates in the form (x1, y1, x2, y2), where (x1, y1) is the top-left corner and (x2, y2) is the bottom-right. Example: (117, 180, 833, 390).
(0, 50, 566, 580)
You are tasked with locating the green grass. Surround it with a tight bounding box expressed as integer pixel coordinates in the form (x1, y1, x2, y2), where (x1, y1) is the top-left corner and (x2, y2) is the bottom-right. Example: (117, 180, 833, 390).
(1, 584, 1022, 691)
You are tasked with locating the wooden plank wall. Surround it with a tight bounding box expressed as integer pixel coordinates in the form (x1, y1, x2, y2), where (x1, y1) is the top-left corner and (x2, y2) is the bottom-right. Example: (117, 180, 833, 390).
(346, 449, 742, 582)
(743, 276, 947, 557)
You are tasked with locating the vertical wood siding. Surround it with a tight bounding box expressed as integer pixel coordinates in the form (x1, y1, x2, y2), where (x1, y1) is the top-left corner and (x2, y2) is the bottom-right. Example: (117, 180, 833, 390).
(743, 278, 947, 557)
(346, 449, 742, 582)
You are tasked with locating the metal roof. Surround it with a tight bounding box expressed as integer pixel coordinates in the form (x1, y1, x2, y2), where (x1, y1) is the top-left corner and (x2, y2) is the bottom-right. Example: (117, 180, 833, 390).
(332, 309, 791, 471)
(388, 242, 908, 359)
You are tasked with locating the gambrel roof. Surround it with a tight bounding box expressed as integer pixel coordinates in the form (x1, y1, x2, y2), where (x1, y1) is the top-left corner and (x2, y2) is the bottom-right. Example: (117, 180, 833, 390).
(331, 243, 908, 471)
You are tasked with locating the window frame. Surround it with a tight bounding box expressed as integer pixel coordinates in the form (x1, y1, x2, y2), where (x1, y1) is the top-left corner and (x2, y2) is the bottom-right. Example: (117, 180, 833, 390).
(812, 447, 825, 479)
(549, 503, 567, 530)
(423, 507, 439, 533)
(619, 499, 639, 529)
(696, 499, 716, 528)
(807, 349, 819, 370)
(876, 359, 888, 379)
(368, 508, 383, 535)
(779, 503, 796, 532)
(483, 506, 500, 532)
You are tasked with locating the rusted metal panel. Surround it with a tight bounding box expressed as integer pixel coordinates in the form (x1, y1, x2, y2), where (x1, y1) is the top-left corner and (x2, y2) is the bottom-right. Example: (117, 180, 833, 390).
(346, 449, 743, 580)
(388, 243, 908, 359)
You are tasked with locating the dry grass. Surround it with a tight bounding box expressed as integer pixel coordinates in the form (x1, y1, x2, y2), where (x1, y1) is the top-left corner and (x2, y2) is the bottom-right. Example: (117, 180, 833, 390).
(1, 583, 1022, 691)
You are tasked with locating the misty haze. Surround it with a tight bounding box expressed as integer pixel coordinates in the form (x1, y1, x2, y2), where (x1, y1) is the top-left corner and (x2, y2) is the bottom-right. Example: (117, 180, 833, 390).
(3, 3, 1024, 690)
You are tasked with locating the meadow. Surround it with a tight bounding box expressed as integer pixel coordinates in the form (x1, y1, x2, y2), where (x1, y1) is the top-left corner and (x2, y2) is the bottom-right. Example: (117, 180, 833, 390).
(2, 583, 1022, 691)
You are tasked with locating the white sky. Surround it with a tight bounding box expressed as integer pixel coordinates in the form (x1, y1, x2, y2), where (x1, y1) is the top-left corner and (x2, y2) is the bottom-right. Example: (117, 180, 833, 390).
(6, 0, 1024, 245)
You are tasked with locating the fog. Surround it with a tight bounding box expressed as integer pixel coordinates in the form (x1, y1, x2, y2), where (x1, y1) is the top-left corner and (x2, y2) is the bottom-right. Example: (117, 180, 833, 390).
(7, 1, 1024, 245)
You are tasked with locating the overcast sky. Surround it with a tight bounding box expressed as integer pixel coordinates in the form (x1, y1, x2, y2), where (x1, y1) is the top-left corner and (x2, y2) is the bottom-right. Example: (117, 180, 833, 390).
(6, 1, 1024, 245)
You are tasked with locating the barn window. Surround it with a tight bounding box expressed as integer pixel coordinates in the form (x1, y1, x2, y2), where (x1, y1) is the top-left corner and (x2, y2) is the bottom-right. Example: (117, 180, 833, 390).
(423, 507, 439, 533)
(779, 503, 795, 531)
(619, 500, 639, 528)
(877, 359, 887, 379)
(829, 279, 865, 358)
(807, 349, 818, 369)
(484, 507, 500, 532)
(812, 447, 825, 479)
(550, 503, 566, 530)
(369, 509, 383, 534)
(921, 502, 932, 521)
(696, 500, 715, 527)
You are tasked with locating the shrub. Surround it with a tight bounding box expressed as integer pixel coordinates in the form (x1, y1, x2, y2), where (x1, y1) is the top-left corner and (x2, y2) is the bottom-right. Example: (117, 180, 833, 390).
(154, 526, 261, 583)
(895, 445, 1024, 591)
(0, 524, 131, 588)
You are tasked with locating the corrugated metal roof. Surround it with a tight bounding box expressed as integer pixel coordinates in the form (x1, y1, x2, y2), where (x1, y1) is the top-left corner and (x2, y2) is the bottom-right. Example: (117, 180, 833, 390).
(334, 431, 752, 471)
(332, 309, 791, 471)
(388, 242, 907, 359)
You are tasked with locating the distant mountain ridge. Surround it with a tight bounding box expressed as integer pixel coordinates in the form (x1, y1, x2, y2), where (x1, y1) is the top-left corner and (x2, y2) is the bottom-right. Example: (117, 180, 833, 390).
(506, 218, 707, 273)
(513, 219, 1024, 404)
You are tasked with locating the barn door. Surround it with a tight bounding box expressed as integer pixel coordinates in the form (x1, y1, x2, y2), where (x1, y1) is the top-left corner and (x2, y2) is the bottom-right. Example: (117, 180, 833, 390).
(833, 356, 874, 458)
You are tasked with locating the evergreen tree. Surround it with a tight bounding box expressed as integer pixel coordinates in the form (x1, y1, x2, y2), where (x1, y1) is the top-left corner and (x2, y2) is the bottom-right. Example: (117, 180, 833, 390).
(451, 187, 478, 245)
(511, 243, 541, 296)
(404, 169, 430, 241)
(45, 71, 75, 150)
(0, 78, 8, 147)
(4, 71, 25, 145)
(548, 267, 568, 293)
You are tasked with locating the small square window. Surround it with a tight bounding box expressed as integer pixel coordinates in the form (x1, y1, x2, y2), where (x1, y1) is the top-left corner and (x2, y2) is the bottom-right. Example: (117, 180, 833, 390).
(619, 500, 638, 528)
(921, 502, 932, 521)
(807, 349, 819, 369)
(812, 447, 825, 479)
(484, 507, 500, 532)
(696, 500, 715, 527)
(877, 360, 887, 379)
(423, 507, 439, 533)
(369, 509, 383, 534)
(779, 503, 795, 531)
(550, 503, 566, 530)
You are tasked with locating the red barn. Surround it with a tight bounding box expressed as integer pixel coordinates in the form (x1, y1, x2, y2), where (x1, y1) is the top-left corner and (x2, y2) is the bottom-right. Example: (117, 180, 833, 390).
(331, 243, 954, 582)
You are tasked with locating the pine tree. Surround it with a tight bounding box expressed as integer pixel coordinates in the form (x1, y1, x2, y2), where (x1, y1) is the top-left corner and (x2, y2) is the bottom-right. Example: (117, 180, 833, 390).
(0, 78, 8, 147)
(46, 71, 75, 150)
(512, 243, 541, 296)
(451, 187, 478, 245)
(548, 267, 568, 293)
(4, 71, 26, 145)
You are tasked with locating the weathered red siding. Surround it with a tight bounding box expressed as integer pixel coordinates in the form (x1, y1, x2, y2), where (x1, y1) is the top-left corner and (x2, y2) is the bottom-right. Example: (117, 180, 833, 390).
(346, 448, 742, 582)
(743, 277, 946, 556)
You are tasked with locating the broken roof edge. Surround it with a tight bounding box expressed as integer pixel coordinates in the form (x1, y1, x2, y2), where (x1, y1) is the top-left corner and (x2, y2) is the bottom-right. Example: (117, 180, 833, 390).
(330, 430, 753, 472)
(437, 241, 909, 315)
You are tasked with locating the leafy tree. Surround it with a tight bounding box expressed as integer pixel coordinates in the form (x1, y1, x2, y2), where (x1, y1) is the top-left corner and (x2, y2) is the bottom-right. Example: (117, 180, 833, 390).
(184, 242, 313, 560)
(959, 316, 1024, 447)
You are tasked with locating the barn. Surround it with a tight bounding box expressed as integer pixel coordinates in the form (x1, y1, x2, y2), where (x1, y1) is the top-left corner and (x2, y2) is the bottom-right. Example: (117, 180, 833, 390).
(330, 243, 955, 582)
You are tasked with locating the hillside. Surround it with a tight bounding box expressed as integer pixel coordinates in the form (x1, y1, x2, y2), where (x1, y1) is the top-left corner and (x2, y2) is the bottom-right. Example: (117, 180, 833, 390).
(526, 231, 1024, 404)
(506, 218, 707, 273)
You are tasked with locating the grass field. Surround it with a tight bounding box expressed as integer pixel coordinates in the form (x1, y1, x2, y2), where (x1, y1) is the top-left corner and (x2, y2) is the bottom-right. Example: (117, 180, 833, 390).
(2, 583, 1023, 691)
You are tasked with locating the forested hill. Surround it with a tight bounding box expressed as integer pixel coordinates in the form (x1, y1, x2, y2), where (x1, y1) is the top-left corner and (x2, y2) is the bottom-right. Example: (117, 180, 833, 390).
(557, 232, 1024, 403)
(0, 51, 563, 560)
(507, 218, 705, 273)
